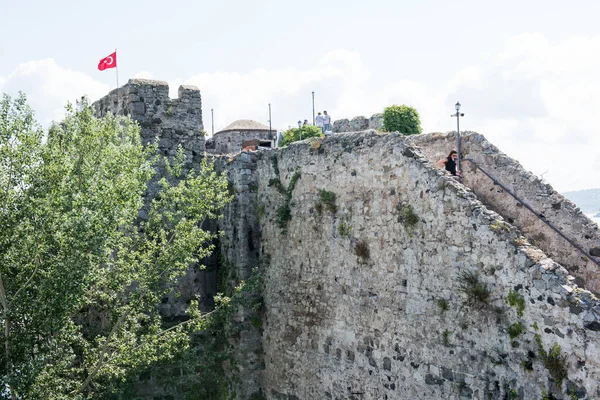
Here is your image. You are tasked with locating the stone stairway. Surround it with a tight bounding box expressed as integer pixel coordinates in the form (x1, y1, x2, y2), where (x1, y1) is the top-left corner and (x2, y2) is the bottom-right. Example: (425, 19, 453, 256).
(408, 131, 600, 295)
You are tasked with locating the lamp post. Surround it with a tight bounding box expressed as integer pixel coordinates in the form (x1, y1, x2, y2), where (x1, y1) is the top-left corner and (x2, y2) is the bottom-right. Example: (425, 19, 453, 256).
(297, 120, 302, 141)
(211, 108, 214, 136)
(268, 103, 272, 135)
(312, 91, 315, 126)
(451, 101, 465, 180)
(268, 103, 273, 146)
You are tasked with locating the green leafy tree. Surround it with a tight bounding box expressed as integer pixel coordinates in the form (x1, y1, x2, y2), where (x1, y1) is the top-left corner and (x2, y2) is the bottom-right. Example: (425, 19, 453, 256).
(383, 104, 422, 135)
(279, 125, 324, 147)
(0, 93, 231, 399)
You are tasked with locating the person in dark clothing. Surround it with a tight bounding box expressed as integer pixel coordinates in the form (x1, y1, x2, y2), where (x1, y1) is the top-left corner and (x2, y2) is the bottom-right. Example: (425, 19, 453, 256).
(436, 150, 461, 176)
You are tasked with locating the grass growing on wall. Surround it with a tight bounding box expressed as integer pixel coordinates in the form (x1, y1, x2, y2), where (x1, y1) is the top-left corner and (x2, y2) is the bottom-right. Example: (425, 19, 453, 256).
(318, 189, 338, 214)
(354, 239, 370, 262)
(396, 202, 419, 235)
(274, 170, 301, 233)
(507, 322, 524, 339)
(437, 299, 449, 313)
(276, 204, 292, 230)
(535, 334, 568, 387)
(507, 290, 525, 318)
(457, 271, 490, 306)
(442, 329, 451, 346)
(337, 219, 352, 237)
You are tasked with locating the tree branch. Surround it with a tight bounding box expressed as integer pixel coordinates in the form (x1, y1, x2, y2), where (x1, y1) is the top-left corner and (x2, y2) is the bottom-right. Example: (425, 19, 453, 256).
(9, 253, 41, 307)
(74, 310, 129, 395)
(105, 308, 216, 364)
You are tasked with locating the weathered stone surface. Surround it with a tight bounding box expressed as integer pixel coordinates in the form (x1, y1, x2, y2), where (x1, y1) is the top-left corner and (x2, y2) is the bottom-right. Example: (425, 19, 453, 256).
(349, 116, 370, 131)
(368, 113, 383, 130)
(332, 115, 371, 133)
(220, 131, 600, 400)
(407, 131, 600, 295)
(333, 113, 383, 133)
(332, 118, 350, 133)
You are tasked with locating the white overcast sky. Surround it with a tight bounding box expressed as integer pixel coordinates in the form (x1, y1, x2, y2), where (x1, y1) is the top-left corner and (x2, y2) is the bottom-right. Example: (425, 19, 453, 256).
(1, 0, 599, 192)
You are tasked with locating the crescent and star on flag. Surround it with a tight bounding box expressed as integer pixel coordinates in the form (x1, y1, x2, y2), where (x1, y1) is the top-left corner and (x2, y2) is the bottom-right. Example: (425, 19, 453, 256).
(98, 51, 117, 71)
(98, 50, 119, 88)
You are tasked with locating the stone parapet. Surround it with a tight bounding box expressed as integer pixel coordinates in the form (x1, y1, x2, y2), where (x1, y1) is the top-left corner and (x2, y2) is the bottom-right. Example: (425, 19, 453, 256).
(408, 131, 600, 294)
(333, 113, 384, 133)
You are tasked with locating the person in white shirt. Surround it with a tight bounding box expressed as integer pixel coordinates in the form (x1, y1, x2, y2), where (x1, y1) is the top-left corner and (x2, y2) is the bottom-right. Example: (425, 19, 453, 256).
(315, 112, 324, 132)
(323, 110, 331, 133)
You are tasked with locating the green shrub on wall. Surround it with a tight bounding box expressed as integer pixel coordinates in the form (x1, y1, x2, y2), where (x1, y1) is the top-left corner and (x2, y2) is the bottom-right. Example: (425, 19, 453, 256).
(280, 125, 324, 146)
(383, 104, 422, 135)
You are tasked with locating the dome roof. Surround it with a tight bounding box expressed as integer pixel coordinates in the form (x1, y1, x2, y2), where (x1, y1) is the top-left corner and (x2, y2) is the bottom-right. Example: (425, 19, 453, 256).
(218, 119, 271, 133)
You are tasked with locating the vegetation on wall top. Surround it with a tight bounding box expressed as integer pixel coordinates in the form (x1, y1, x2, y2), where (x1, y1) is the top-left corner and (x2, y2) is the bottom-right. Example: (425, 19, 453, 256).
(383, 104, 422, 135)
(279, 125, 324, 147)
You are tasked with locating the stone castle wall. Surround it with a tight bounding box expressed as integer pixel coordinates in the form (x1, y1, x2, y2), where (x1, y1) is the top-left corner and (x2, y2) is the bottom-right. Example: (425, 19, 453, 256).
(222, 131, 600, 399)
(407, 131, 600, 295)
(89, 80, 600, 398)
(214, 152, 265, 398)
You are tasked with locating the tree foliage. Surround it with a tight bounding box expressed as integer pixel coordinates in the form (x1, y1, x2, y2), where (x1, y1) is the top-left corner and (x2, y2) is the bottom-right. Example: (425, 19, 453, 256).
(0, 93, 231, 399)
(279, 125, 324, 147)
(383, 104, 422, 135)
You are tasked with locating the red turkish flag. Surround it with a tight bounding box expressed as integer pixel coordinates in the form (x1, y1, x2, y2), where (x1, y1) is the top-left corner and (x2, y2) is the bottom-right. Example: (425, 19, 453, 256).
(98, 52, 117, 71)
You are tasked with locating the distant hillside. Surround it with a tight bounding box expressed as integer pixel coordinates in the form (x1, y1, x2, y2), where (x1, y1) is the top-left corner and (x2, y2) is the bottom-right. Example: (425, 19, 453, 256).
(563, 188, 600, 215)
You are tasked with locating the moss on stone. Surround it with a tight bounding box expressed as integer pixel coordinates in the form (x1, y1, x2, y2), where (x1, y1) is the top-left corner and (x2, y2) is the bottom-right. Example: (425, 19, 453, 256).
(508, 322, 524, 339)
(507, 290, 525, 318)
(318, 189, 338, 214)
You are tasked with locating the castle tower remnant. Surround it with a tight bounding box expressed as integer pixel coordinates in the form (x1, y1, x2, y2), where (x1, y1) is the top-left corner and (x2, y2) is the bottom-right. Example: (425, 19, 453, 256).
(93, 78, 204, 165)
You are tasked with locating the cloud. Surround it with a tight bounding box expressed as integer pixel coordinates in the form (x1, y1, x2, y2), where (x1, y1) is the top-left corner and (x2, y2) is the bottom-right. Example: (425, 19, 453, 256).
(0, 59, 110, 126)
(444, 33, 600, 191)
(177, 50, 371, 133)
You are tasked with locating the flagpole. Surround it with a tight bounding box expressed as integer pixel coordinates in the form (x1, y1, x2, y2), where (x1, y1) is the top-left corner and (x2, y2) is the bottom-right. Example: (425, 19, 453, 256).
(115, 48, 119, 89)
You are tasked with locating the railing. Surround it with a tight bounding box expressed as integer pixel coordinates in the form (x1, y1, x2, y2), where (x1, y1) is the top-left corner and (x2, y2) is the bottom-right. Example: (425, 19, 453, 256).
(464, 158, 600, 268)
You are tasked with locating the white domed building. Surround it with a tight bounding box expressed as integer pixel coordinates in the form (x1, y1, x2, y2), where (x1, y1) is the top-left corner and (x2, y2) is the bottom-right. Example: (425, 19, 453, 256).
(205, 119, 275, 154)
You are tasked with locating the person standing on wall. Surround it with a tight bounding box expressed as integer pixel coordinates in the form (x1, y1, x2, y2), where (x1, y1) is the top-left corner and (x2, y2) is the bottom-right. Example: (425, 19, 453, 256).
(323, 110, 331, 134)
(436, 150, 461, 177)
(315, 112, 324, 133)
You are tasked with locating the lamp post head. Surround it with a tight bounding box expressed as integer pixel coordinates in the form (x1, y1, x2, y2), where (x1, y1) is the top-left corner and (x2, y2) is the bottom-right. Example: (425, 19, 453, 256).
(297, 120, 302, 128)
(455, 101, 461, 112)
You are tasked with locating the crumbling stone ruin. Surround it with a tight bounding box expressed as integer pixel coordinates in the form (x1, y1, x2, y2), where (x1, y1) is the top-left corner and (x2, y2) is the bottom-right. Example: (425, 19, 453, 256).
(332, 113, 383, 133)
(93, 79, 600, 399)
